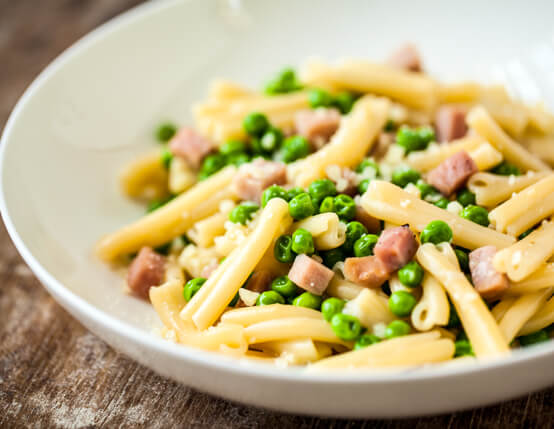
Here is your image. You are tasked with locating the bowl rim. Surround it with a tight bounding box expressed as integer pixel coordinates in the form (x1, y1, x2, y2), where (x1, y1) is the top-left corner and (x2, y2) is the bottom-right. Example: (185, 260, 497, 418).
(1, 0, 553, 385)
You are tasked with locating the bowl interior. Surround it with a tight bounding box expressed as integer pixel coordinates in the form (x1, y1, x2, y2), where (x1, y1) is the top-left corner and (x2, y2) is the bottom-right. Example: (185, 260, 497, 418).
(2, 0, 554, 345)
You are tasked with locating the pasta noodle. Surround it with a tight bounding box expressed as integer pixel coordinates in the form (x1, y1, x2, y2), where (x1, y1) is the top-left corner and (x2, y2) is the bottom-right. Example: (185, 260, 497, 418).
(508, 263, 554, 295)
(497, 288, 552, 343)
(406, 136, 484, 172)
(97, 166, 237, 260)
(466, 106, 551, 172)
(467, 171, 550, 208)
(518, 297, 554, 336)
(293, 213, 346, 250)
(493, 219, 554, 282)
(488, 175, 554, 234)
(411, 274, 450, 331)
(192, 198, 291, 329)
(220, 304, 323, 326)
(120, 150, 169, 200)
(301, 59, 438, 110)
(416, 243, 509, 357)
(361, 180, 515, 250)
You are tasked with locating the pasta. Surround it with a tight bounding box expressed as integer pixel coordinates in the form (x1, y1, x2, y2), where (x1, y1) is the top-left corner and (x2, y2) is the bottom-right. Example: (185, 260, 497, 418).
(99, 48, 554, 369)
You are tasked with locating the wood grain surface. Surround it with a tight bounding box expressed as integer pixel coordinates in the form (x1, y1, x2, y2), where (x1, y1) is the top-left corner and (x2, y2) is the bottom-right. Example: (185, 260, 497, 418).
(0, 1, 552, 428)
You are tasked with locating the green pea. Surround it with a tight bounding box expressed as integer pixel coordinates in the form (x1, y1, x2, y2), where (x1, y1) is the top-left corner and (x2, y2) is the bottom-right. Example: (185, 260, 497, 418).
(356, 158, 380, 176)
(308, 179, 337, 205)
(308, 88, 334, 108)
(226, 152, 251, 166)
(396, 125, 435, 153)
(518, 227, 535, 240)
(420, 220, 453, 244)
(293, 292, 322, 310)
(256, 290, 286, 306)
(288, 192, 315, 220)
(391, 165, 421, 187)
(320, 247, 346, 269)
(343, 221, 368, 253)
(518, 329, 550, 347)
(219, 140, 247, 155)
(454, 340, 475, 357)
(459, 205, 489, 226)
(229, 202, 259, 225)
(434, 197, 449, 209)
(358, 179, 371, 194)
(260, 127, 283, 153)
(388, 291, 417, 317)
(160, 148, 173, 169)
(281, 136, 311, 163)
(155, 122, 177, 142)
(333, 91, 356, 114)
(243, 112, 270, 136)
(286, 187, 305, 201)
(354, 334, 381, 350)
(261, 185, 287, 207)
(183, 278, 207, 301)
(271, 276, 299, 298)
(274, 235, 296, 263)
(384, 320, 411, 339)
(264, 68, 301, 95)
(319, 196, 335, 213)
(454, 248, 469, 272)
(447, 302, 460, 328)
(491, 161, 521, 176)
(397, 261, 424, 288)
(456, 189, 476, 207)
(199, 153, 226, 178)
(353, 234, 379, 257)
(334, 194, 356, 221)
(330, 313, 363, 341)
(321, 297, 345, 322)
(249, 138, 268, 157)
(291, 228, 315, 254)
(416, 180, 437, 199)
(229, 292, 240, 307)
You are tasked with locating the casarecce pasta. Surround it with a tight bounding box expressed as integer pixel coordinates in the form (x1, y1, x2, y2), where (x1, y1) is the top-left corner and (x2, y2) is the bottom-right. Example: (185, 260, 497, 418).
(98, 45, 554, 369)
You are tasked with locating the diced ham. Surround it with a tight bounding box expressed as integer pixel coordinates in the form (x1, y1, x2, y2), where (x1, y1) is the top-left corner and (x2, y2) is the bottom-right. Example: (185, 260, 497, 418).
(427, 150, 478, 196)
(288, 254, 334, 296)
(387, 44, 422, 72)
(355, 205, 381, 234)
(169, 127, 213, 168)
(245, 270, 272, 293)
(294, 108, 341, 148)
(374, 226, 419, 272)
(344, 255, 390, 288)
(232, 159, 287, 203)
(435, 106, 468, 142)
(469, 246, 510, 301)
(127, 247, 165, 300)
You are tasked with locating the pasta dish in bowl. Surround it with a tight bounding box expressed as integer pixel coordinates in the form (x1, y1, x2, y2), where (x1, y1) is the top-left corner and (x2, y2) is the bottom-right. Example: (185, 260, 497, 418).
(2, 0, 554, 417)
(97, 45, 554, 369)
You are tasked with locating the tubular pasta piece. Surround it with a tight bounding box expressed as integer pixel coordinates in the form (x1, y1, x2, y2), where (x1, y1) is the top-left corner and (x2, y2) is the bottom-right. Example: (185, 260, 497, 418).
(466, 106, 550, 172)
(467, 171, 550, 208)
(96, 166, 237, 260)
(497, 288, 552, 343)
(220, 304, 323, 326)
(518, 297, 554, 336)
(493, 220, 554, 282)
(361, 180, 515, 250)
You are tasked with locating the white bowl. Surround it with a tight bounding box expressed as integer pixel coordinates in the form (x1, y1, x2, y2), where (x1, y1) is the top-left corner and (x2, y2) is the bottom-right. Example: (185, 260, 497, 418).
(1, 0, 553, 418)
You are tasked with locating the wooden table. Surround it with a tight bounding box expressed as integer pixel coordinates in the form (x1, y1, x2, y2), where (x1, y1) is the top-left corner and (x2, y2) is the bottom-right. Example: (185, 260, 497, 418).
(0, 1, 552, 427)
